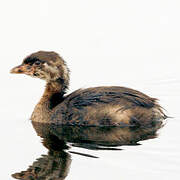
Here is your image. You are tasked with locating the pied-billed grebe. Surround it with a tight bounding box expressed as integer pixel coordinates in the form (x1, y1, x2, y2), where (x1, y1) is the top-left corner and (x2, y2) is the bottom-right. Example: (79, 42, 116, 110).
(10, 51, 166, 129)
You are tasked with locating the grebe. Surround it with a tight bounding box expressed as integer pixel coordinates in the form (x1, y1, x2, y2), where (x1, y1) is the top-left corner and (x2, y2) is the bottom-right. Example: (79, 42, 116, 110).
(10, 51, 166, 129)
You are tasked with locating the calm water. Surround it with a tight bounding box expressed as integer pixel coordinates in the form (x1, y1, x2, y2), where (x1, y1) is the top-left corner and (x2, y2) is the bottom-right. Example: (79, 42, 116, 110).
(5, 118, 180, 180)
(1, 81, 180, 180)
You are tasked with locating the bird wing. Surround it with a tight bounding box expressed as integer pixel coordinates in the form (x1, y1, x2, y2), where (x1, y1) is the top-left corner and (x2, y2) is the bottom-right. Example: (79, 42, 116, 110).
(65, 86, 157, 110)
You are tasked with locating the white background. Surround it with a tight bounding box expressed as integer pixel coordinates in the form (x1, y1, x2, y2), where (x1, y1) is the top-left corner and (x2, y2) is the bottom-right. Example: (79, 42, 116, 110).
(0, 0, 180, 179)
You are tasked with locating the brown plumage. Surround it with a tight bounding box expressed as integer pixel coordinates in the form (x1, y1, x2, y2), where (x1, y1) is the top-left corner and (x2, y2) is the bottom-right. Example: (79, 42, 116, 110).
(10, 51, 166, 131)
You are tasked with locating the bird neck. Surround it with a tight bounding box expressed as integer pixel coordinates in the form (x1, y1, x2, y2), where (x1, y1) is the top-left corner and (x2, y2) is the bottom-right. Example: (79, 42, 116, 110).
(43, 80, 65, 99)
(31, 79, 68, 123)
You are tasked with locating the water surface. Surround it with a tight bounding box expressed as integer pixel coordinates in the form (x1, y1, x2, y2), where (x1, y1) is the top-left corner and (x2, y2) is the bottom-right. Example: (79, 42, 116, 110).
(1, 80, 180, 180)
(6, 116, 179, 180)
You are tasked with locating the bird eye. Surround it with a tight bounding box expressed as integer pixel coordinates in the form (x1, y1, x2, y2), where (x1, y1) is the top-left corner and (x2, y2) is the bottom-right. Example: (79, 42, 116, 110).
(34, 61, 41, 65)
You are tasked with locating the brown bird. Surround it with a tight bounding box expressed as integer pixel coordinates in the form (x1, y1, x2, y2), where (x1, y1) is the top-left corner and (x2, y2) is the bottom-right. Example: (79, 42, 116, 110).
(10, 51, 166, 130)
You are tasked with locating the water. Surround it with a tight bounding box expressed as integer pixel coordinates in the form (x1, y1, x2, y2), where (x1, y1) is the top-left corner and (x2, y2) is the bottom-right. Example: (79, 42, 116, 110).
(3, 101, 179, 180)
(0, 74, 179, 180)
(2, 69, 180, 180)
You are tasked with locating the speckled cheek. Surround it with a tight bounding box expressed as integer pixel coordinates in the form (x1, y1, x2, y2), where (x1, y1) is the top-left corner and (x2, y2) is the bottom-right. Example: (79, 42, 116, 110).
(25, 67, 36, 76)
(43, 63, 60, 80)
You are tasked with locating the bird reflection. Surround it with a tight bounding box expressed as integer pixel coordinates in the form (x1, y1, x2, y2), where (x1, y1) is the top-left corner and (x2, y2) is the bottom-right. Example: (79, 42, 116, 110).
(12, 150, 71, 180)
(33, 119, 161, 149)
(12, 121, 161, 179)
